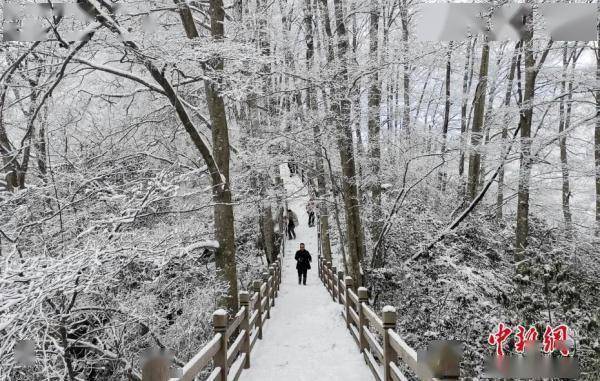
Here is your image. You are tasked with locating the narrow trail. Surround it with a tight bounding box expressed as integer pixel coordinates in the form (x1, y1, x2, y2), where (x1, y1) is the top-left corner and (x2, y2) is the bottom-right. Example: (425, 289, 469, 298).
(242, 166, 372, 381)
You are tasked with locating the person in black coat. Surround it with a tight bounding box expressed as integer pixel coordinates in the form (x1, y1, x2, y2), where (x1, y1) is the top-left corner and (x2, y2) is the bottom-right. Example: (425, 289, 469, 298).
(287, 209, 298, 240)
(294, 243, 312, 285)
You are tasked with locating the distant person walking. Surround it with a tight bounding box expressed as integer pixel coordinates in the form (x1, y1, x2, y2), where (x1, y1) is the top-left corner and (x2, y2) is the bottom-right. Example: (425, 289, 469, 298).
(294, 243, 312, 285)
(283, 214, 289, 239)
(287, 209, 298, 240)
(288, 158, 297, 176)
(306, 198, 317, 227)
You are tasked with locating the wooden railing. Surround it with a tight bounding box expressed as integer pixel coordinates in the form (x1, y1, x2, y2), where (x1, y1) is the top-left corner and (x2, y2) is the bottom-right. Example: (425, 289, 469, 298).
(317, 257, 459, 381)
(143, 256, 284, 381)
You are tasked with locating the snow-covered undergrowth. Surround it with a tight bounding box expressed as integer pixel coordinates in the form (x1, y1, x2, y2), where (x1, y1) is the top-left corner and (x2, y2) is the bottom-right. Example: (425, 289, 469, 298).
(366, 186, 600, 380)
(0, 152, 273, 380)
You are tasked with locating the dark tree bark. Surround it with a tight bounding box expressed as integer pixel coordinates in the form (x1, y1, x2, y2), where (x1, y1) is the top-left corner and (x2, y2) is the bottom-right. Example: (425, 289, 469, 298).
(496, 43, 520, 220)
(467, 40, 489, 201)
(558, 43, 573, 233)
(439, 42, 452, 192)
(331, 0, 364, 287)
(174, 0, 199, 39)
(596, 20, 600, 237)
(204, 0, 240, 309)
(514, 9, 552, 264)
(318, 0, 335, 64)
(304, 0, 332, 262)
(478, 49, 504, 192)
(459, 37, 477, 185)
(255, 0, 278, 266)
(400, 0, 411, 134)
(368, 0, 384, 268)
(514, 37, 534, 263)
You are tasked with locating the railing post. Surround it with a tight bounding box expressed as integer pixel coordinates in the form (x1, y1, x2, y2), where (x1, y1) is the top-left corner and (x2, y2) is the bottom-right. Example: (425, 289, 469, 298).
(213, 309, 228, 381)
(271, 262, 277, 292)
(337, 271, 344, 304)
(382, 306, 398, 381)
(344, 276, 353, 329)
(318, 255, 322, 279)
(239, 291, 251, 369)
(331, 266, 338, 301)
(253, 280, 263, 339)
(273, 262, 279, 293)
(357, 287, 369, 352)
(141, 350, 169, 381)
(326, 262, 332, 292)
(263, 272, 271, 319)
(320, 257, 325, 282)
(279, 257, 283, 283)
(269, 267, 276, 305)
(277, 261, 281, 291)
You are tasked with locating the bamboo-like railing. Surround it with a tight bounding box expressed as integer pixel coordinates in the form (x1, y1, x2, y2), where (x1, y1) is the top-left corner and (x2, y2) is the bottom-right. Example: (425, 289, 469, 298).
(317, 257, 459, 381)
(142, 255, 284, 381)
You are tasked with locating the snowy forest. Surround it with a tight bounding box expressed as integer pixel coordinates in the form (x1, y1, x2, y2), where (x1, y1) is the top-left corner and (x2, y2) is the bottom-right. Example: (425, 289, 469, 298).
(1, 0, 599, 380)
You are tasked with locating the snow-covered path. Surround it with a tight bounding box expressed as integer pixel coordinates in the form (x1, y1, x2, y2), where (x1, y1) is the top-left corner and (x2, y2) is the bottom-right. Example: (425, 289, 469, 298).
(242, 167, 372, 381)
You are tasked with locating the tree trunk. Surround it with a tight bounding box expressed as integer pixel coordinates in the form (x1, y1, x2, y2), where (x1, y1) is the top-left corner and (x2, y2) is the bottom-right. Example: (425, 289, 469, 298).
(467, 40, 490, 201)
(400, 0, 411, 134)
(515, 16, 536, 264)
(382, 5, 392, 136)
(459, 37, 477, 186)
(414, 67, 433, 122)
(496, 43, 519, 220)
(261, 193, 276, 263)
(205, 0, 239, 309)
(331, 0, 364, 287)
(514, 31, 552, 262)
(257, 0, 278, 265)
(318, 0, 335, 64)
(559, 43, 573, 233)
(439, 42, 452, 192)
(368, 0, 384, 268)
(174, 0, 199, 39)
(351, 10, 365, 204)
(305, 0, 332, 262)
(479, 49, 504, 192)
(596, 22, 600, 236)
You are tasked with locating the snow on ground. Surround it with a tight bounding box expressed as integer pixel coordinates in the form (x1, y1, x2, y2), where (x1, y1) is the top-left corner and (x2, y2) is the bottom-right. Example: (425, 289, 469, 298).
(242, 165, 372, 381)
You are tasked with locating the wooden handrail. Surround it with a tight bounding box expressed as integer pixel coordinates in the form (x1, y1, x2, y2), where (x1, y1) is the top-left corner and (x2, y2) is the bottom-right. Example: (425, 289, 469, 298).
(142, 254, 284, 381)
(226, 330, 246, 367)
(226, 307, 246, 338)
(347, 288, 359, 305)
(364, 326, 384, 363)
(348, 305, 360, 327)
(177, 334, 221, 381)
(249, 309, 259, 328)
(227, 354, 246, 381)
(365, 350, 383, 381)
(388, 329, 437, 381)
(363, 304, 384, 334)
(205, 367, 221, 381)
(317, 256, 459, 381)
